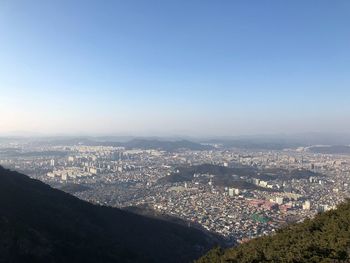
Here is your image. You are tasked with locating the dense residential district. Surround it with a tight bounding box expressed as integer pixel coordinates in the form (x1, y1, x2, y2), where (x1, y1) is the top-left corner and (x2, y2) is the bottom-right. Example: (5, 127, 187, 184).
(1, 139, 349, 244)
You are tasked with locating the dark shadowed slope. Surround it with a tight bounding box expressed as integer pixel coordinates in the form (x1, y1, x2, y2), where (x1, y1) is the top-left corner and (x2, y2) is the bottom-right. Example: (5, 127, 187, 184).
(0, 166, 220, 263)
(197, 200, 350, 263)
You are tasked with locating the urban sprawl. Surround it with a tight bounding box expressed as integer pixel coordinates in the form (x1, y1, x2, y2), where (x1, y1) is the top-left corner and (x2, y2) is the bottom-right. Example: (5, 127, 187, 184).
(1, 140, 349, 244)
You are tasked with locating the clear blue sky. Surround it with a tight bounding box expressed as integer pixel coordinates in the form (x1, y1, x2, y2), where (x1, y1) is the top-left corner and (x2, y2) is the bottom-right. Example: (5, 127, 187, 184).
(0, 0, 349, 136)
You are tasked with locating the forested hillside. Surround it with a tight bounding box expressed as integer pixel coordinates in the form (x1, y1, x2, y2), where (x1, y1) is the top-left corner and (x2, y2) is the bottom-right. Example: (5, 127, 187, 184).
(197, 200, 350, 263)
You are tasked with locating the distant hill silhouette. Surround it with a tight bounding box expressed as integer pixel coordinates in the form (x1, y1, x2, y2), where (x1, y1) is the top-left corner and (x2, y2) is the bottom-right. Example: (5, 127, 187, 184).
(32, 138, 213, 151)
(159, 164, 260, 190)
(121, 139, 213, 151)
(308, 145, 350, 155)
(197, 200, 350, 262)
(206, 133, 350, 150)
(0, 166, 221, 263)
(160, 164, 317, 190)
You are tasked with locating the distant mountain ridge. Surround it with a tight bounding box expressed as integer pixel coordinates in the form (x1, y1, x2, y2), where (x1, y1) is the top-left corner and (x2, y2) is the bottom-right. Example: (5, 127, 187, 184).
(204, 133, 350, 150)
(308, 145, 350, 155)
(29, 138, 213, 151)
(0, 166, 221, 263)
(121, 139, 213, 151)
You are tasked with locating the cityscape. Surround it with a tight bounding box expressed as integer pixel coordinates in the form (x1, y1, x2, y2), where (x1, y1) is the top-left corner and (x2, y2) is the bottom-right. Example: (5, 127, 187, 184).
(1, 138, 349, 244)
(1, 1, 350, 262)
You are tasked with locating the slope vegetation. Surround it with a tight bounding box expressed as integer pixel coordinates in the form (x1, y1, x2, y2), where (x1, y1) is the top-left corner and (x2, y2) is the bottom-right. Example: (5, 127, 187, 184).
(197, 201, 350, 263)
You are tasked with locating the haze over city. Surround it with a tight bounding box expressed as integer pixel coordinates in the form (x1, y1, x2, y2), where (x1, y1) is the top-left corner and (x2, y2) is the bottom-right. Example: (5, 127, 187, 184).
(1, 0, 349, 136)
(2, 1, 350, 263)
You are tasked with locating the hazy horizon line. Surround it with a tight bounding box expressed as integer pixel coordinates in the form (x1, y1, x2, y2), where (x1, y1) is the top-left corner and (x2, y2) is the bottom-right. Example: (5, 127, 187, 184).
(1, 131, 350, 139)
